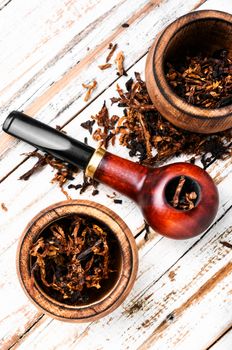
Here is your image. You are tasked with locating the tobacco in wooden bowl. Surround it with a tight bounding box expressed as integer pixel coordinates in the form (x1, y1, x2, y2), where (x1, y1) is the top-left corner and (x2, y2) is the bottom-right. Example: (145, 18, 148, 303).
(17, 200, 138, 322)
(145, 10, 232, 133)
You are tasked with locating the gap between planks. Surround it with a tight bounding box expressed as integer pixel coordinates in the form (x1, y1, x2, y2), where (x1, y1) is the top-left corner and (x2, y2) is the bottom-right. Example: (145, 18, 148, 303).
(0, 0, 229, 347)
(138, 262, 232, 350)
(0, 0, 12, 11)
(0, 50, 148, 184)
(206, 326, 232, 349)
(0, 0, 208, 158)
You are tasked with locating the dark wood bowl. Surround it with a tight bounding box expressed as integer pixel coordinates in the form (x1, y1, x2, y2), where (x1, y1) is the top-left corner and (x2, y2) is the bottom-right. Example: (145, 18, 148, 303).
(17, 200, 138, 322)
(145, 10, 232, 133)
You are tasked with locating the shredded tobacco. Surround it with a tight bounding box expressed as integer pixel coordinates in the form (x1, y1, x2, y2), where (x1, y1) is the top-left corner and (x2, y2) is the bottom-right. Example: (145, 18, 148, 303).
(166, 49, 232, 108)
(20, 72, 231, 199)
(115, 51, 127, 76)
(30, 215, 120, 305)
(144, 221, 150, 241)
(1, 203, 8, 212)
(113, 199, 123, 204)
(80, 120, 95, 134)
(172, 176, 197, 210)
(98, 63, 112, 70)
(82, 80, 98, 102)
(106, 43, 118, 63)
(20, 151, 78, 199)
(83, 72, 231, 168)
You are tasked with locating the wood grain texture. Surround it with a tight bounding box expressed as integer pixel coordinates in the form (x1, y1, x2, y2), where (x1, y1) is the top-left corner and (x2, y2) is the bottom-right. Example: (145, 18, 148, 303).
(12, 207, 232, 350)
(0, 0, 209, 179)
(0, 154, 231, 348)
(0, 0, 232, 349)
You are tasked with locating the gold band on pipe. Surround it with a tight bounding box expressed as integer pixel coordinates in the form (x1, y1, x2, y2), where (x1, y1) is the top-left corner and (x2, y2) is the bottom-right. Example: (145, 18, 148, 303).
(85, 147, 106, 178)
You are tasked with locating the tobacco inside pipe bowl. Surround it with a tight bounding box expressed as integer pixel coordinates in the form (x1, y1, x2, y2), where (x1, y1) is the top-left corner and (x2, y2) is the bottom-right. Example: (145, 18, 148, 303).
(3, 111, 219, 239)
(145, 10, 232, 133)
(17, 200, 138, 322)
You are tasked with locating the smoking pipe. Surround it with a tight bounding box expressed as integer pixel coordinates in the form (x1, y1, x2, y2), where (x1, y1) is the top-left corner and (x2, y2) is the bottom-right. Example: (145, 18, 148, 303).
(3, 111, 219, 239)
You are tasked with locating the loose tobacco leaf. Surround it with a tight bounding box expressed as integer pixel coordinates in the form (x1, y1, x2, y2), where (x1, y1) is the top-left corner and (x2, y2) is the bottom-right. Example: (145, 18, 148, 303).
(106, 43, 117, 63)
(115, 51, 127, 76)
(19, 151, 79, 199)
(30, 215, 120, 305)
(80, 119, 95, 134)
(1, 203, 8, 212)
(19, 72, 231, 199)
(167, 176, 198, 210)
(82, 80, 98, 102)
(114, 199, 122, 204)
(85, 72, 231, 167)
(98, 63, 112, 70)
(166, 49, 232, 108)
(89, 101, 118, 149)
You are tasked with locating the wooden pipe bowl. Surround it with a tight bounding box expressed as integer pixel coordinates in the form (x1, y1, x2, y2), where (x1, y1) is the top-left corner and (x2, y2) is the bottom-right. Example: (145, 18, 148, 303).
(17, 200, 138, 322)
(145, 10, 232, 133)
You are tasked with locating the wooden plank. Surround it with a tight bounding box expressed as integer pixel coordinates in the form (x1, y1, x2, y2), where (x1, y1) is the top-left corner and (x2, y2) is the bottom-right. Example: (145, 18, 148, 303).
(1, 157, 231, 348)
(0, 151, 231, 348)
(1, 0, 232, 348)
(11, 206, 232, 350)
(0, 51, 231, 256)
(0, 0, 209, 179)
(138, 264, 232, 350)
(1, 34, 232, 350)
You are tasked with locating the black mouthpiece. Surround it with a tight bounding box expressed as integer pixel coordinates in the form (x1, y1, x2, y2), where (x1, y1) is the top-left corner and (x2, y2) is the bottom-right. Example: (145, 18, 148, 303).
(3, 111, 95, 170)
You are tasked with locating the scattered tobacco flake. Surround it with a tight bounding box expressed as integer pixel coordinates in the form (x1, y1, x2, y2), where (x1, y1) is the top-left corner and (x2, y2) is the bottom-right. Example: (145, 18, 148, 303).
(86, 101, 118, 149)
(68, 184, 82, 190)
(114, 199, 122, 204)
(144, 221, 150, 241)
(125, 300, 143, 315)
(80, 119, 95, 134)
(82, 80, 97, 102)
(106, 43, 117, 63)
(107, 192, 117, 199)
(122, 23, 130, 28)
(166, 49, 232, 108)
(220, 241, 232, 249)
(125, 77, 133, 92)
(19, 151, 47, 181)
(1, 203, 8, 212)
(167, 176, 198, 210)
(115, 51, 127, 76)
(98, 63, 112, 70)
(30, 215, 121, 305)
(92, 189, 99, 196)
(19, 151, 79, 199)
(84, 137, 88, 145)
(172, 176, 186, 208)
(88, 72, 231, 167)
(80, 174, 99, 195)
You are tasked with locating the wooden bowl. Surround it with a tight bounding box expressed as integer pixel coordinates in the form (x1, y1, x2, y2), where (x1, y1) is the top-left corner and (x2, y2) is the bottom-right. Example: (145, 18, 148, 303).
(17, 200, 138, 322)
(145, 10, 232, 133)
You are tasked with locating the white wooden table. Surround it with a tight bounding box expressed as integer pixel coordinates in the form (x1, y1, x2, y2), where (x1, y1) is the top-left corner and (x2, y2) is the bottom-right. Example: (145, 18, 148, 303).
(0, 0, 231, 349)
